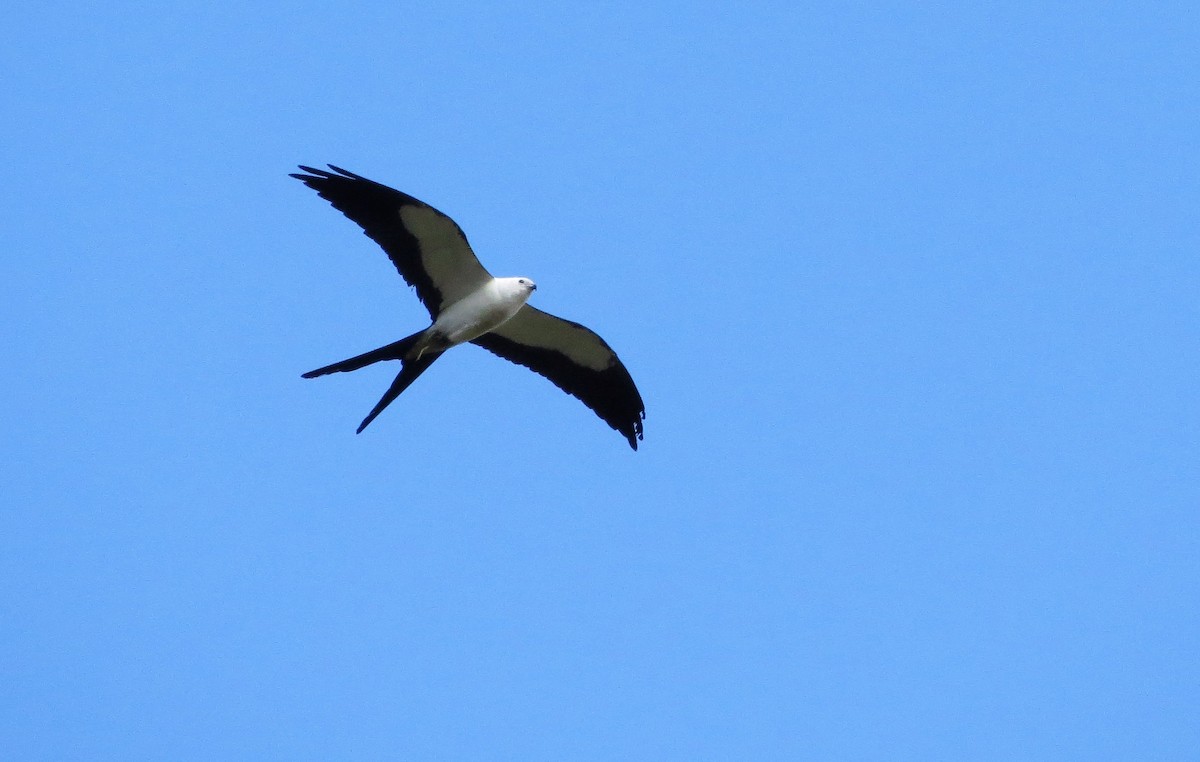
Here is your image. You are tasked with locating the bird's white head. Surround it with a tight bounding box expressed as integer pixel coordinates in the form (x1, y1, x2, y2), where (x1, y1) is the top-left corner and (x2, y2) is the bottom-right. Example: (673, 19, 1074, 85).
(511, 277, 537, 295)
(491, 276, 538, 309)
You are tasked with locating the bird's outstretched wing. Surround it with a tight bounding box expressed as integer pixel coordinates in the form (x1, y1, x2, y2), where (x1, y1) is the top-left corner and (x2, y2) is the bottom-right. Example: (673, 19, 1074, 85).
(472, 306, 645, 450)
(290, 165, 492, 317)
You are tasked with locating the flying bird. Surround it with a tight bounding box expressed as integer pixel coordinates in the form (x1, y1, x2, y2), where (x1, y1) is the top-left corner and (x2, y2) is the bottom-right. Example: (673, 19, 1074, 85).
(292, 165, 645, 450)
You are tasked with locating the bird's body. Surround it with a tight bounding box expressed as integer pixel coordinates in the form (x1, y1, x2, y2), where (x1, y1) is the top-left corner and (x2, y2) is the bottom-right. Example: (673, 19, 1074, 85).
(426, 276, 536, 350)
(292, 165, 645, 449)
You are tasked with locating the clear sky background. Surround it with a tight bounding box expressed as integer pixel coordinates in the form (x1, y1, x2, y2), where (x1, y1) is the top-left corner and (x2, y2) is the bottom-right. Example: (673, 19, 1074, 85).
(2, 2, 1196, 759)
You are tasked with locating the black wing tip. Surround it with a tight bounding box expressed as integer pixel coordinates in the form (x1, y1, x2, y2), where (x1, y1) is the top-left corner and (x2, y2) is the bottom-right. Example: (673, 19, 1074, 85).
(292, 164, 329, 180)
(616, 407, 645, 450)
(292, 164, 363, 182)
(290, 165, 364, 189)
(619, 383, 646, 451)
(326, 163, 363, 179)
(623, 419, 645, 451)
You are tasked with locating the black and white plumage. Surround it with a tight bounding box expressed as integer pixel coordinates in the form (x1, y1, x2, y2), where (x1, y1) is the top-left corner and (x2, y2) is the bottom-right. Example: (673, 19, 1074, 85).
(292, 165, 645, 450)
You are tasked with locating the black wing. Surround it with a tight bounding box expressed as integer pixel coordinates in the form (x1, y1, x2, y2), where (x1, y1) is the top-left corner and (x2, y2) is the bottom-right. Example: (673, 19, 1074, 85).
(472, 306, 645, 450)
(291, 165, 491, 317)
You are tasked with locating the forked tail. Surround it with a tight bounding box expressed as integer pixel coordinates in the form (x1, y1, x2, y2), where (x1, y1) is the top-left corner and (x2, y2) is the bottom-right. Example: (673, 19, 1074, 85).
(302, 330, 443, 433)
(354, 351, 442, 433)
(302, 331, 424, 378)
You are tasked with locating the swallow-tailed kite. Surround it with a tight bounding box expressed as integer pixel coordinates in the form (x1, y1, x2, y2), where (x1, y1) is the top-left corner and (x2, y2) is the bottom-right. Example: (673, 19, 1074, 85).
(292, 165, 645, 450)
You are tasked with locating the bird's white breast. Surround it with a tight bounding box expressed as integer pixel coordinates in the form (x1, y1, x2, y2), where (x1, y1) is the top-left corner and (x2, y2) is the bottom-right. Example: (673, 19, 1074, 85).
(432, 277, 532, 345)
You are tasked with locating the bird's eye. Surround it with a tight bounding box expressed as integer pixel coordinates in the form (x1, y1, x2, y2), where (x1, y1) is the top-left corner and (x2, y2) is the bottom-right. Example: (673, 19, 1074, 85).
(519, 279, 526, 284)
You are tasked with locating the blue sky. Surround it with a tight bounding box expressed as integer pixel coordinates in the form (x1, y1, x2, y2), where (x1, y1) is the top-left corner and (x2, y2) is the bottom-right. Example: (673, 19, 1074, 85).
(2, 1, 1196, 758)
